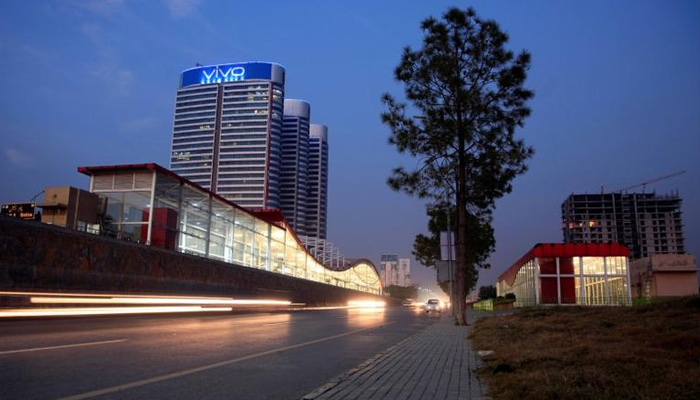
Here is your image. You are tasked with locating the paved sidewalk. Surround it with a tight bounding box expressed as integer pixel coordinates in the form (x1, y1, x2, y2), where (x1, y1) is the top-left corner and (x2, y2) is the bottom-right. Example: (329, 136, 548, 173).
(301, 314, 485, 400)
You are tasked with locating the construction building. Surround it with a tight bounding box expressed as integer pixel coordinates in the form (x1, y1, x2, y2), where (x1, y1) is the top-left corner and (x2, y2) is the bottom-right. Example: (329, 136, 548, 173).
(561, 192, 685, 260)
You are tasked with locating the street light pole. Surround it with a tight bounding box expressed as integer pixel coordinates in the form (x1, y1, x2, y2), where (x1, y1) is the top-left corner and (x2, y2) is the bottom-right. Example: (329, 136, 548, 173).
(445, 192, 455, 316)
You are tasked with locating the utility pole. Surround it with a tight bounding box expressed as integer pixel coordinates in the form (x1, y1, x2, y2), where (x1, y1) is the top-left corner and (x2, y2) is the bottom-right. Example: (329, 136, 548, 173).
(445, 192, 455, 316)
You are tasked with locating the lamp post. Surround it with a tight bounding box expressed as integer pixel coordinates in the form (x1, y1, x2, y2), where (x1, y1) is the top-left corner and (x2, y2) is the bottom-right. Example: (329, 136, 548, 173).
(445, 193, 455, 316)
(413, 115, 456, 315)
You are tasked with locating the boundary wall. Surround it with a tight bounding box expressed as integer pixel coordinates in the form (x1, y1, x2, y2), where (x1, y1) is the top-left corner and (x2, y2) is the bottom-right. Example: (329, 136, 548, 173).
(0, 217, 384, 306)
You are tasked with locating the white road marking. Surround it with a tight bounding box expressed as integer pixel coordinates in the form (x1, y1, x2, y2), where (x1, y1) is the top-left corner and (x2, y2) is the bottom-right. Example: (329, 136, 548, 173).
(0, 339, 127, 355)
(53, 322, 396, 400)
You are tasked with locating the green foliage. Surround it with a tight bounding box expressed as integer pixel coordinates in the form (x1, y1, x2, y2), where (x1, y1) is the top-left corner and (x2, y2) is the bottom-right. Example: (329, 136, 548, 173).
(381, 6, 534, 325)
(384, 285, 418, 300)
(479, 285, 498, 300)
(381, 7, 534, 208)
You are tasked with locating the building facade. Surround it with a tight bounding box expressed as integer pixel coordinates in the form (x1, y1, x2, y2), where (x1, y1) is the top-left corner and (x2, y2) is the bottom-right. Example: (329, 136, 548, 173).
(169, 62, 285, 209)
(280, 99, 310, 235)
(398, 258, 411, 287)
(380, 255, 412, 287)
(307, 124, 329, 239)
(78, 163, 382, 295)
(38, 186, 99, 231)
(562, 192, 685, 260)
(497, 243, 632, 306)
(629, 253, 698, 298)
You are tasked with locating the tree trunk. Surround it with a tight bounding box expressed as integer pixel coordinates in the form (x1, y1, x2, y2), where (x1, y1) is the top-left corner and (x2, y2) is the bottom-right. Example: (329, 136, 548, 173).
(454, 136, 468, 326)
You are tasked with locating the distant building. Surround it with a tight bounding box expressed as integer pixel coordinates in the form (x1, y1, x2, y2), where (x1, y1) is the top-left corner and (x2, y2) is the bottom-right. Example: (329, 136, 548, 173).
(307, 124, 329, 239)
(561, 192, 685, 260)
(380, 255, 412, 287)
(497, 243, 632, 306)
(38, 186, 99, 231)
(629, 253, 698, 298)
(398, 258, 412, 287)
(280, 99, 310, 235)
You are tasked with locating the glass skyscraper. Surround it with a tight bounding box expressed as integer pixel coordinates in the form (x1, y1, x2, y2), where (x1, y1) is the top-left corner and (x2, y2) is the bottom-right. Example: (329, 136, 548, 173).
(308, 124, 328, 239)
(280, 99, 310, 236)
(169, 62, 328, 239)
(170, 62, 285, 209)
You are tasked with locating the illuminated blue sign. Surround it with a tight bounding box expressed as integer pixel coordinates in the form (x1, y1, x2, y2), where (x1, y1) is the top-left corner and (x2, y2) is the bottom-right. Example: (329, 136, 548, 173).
(180, 62, 282, 88)
(201, 65, 246, 84)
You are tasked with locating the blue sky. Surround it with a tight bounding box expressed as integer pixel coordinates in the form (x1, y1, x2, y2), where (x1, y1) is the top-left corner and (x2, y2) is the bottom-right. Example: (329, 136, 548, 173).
(1, 0, 699, 294)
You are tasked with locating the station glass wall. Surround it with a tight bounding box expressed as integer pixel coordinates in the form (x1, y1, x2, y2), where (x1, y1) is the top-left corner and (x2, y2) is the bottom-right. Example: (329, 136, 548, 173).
(498, 255, 631, 306)
(497, 259, 537, 307)
(89, 169, 381, 295)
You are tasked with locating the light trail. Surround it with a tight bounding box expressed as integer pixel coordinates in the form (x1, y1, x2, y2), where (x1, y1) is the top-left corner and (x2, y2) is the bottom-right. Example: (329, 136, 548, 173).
(347, 300, 386, 308)
(29, 297, 292, 306)
(0, 306, 233, 318)
(0, 291, 233, 300)
(0, 291, 387, 318)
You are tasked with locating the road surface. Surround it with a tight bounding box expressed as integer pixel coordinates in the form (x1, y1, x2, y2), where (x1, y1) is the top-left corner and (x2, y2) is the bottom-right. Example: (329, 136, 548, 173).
(0, 306, 439, 400)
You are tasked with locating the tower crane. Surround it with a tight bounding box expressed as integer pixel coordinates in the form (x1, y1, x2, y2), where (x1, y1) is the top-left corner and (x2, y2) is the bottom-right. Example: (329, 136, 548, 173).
(615, 170, 686, 193)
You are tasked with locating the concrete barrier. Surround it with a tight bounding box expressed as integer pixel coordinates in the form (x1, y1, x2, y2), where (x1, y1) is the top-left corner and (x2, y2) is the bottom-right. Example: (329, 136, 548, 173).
(0, 217, 385, 306)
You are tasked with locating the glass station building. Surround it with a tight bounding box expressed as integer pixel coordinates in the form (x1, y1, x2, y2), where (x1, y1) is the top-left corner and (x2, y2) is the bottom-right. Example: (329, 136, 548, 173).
(78, 163, 381, 295)
(497, 243, 632, 306)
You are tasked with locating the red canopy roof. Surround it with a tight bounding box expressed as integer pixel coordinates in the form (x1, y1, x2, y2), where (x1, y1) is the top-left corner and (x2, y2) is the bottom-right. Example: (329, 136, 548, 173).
(497, 243, 629, 286)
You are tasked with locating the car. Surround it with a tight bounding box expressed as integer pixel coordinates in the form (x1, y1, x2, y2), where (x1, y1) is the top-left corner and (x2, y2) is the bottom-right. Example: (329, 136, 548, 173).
(424, 299, 442, 313)
(401, 299, 415, 307)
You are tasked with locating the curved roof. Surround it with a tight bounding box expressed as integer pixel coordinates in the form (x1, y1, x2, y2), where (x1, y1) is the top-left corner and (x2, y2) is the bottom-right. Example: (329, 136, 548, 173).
(78, 163, 382, 293)
(498, 243, 630, 286)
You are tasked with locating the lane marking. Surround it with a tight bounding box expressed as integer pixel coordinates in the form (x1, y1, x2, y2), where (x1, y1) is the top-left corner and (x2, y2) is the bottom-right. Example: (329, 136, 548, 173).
(53, 322, 395, 400)
(0, 339, 127, 356)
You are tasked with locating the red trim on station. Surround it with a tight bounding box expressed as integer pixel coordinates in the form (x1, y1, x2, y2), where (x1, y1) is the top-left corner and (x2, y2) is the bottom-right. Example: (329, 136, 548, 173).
(498, 243, 630, 287)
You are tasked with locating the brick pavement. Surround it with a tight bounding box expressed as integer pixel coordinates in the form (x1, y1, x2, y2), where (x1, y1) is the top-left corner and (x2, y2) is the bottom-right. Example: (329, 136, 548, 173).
(301, 313, 485, 400)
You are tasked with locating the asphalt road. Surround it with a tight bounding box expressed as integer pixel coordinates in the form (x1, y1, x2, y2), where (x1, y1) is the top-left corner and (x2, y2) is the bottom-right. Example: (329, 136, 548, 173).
(0, 306, 439, 400)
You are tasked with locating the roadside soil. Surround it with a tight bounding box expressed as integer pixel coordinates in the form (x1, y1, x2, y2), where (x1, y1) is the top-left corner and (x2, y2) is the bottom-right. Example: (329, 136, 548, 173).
(470, 296, 700, 400)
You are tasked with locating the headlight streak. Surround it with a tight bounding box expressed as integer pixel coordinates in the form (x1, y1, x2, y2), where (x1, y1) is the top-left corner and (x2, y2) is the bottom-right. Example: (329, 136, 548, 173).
(0, 306, 233, 318)
(29, 297, 292, 306)
(0, 291, 389, 318)
(0, 290, 292, 318)
(0, 291, 233, 300)
(347, 300, 386, 308)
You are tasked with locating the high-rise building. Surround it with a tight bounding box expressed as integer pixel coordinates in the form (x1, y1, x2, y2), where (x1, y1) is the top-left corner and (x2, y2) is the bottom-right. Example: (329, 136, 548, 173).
(169, 62, 285, 209)
(380, 255, 412, 287)
(398, 258, 412, 287)
(280, 99, 310, 235)
(307, 124, 329, 239)
(380, 255, 398, 288)
(562, 192, 685, 260)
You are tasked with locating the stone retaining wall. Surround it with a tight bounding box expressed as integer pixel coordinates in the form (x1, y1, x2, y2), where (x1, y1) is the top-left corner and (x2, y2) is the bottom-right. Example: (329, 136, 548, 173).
(0, 217, 384, 305)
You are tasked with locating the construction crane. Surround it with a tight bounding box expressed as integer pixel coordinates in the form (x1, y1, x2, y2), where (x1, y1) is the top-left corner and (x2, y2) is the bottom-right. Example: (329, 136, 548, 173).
(615, 170, 686, 193)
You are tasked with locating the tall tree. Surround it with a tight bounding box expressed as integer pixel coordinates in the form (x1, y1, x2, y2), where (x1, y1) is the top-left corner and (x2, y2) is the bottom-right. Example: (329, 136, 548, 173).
(382, 7, 534, 325)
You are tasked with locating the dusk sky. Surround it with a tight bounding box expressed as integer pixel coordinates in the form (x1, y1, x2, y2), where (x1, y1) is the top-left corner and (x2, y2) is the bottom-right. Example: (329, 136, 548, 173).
(1, 0, 698, 295)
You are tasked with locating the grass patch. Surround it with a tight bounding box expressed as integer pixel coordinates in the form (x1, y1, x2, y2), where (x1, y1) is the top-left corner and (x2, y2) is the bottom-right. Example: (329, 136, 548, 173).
(469, 296, 700, 400)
